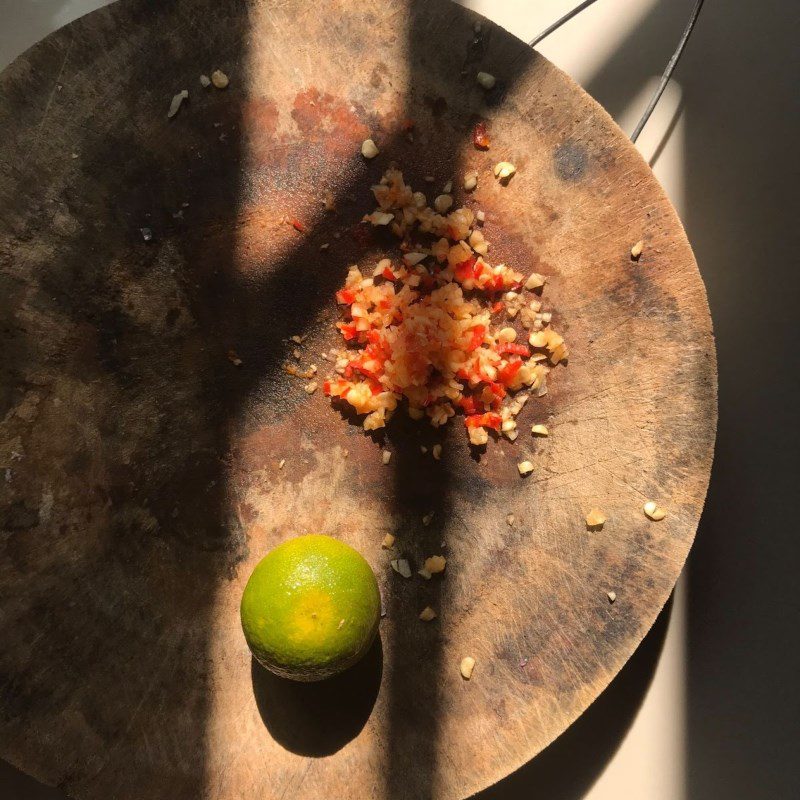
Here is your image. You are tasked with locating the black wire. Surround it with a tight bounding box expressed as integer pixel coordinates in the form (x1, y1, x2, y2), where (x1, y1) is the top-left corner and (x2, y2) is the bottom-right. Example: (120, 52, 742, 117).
(630, 0, 705, 142)
(529, 0, 706, 143)
(528, 0, 601, 48)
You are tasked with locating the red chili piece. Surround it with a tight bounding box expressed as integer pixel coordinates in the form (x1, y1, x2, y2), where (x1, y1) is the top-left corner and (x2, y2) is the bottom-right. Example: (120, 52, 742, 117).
(472, 121, 490, 149)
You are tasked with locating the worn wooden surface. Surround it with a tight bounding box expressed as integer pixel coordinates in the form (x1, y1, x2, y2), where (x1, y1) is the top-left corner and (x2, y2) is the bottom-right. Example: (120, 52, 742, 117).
(0, 1, 716, 798)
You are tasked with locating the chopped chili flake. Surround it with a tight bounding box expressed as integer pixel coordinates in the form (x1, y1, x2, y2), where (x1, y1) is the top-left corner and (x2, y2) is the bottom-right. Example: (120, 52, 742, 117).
(497, 359, 523, 385)
(466, 325, 486, 352)
(289, 217, 306, 233)
(487, 382, 506, 399)
(337, 322, 358, 341)
(497, 343, 531, 357)
(454, 256, 477, 283)
(472, 121, 490, 149)
(465, 412, 502, 431)
(491, 301, 505, 314)
(458, 396, 479, 415)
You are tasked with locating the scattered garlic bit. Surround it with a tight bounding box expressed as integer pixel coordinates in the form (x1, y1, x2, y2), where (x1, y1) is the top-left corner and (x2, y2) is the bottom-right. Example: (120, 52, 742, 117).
(382, 450, 392, 465)
(432, 443, 442, 460)
(419, 606, 437, 622)
(382, 533, 396, 549)
(506, 513, 515, 527)
(284, 363, 318, 379)
(497, 327, 517, 343)
(361, 138, 379, 159)
(434, 194, 454, 213)
(631, 239, 644, 260)
(469, 426, 489, 446)
(460, 656, 476, 680)
(607, 591, 617, 603)
(278, 458, 286, 470)
(422, 512, 434, 526)
(517, 460, 534, 476)
(411, 191, 427, 208)
(585, 508, 606, 530)
(227, 349, 243, 366)
(420, 445, 428, 454)
(291, 334, 305, 344)
(320, 243, 330, 251)
(463, 171, 478, 191)
(476, 209, 486, 223)
(469, 228, 489, 255)
(292, 348, 301, 359)
(199, 74, 211, 88)
(338, 618, 346, 629)
(528, 327, 569, 365)
(304, 381, 318, 394)
(366, 210, 394, 226)
(211, 69, 229, 89)
(403, 252, 427, 266)
(418, 568, 432, 580)
(442, 180, 453, 194)
(323, 192, 337, 212)
(643, 501, 666, 521)
(391, 559, 412, 578)
(476, 71, 496, 90)
(373, 258, 391, 277)
(531, 424, 549, 437)
(167, 89, 189, 119)
(494, 161, 516, 181)
(424, 175, 435, 182)
(424, 555, 446, 574)
(524, 272, 546, 291)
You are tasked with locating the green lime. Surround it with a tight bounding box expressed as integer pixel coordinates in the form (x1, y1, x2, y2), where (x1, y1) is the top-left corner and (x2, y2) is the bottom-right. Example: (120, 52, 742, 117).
(240, 534, 381, 681)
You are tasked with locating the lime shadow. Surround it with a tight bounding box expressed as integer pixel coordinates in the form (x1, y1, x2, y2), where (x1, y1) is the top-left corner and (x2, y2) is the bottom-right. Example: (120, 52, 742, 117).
(250, 635, 383, 757)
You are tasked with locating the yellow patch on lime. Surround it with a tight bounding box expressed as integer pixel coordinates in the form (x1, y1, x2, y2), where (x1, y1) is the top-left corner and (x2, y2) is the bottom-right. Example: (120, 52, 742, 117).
(240, 534, 381, 681)
(286, 588, 337, 642)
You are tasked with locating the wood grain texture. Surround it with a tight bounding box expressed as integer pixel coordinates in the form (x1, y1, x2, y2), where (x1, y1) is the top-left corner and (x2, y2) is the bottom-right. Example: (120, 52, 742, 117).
(0, 1, 716, 798)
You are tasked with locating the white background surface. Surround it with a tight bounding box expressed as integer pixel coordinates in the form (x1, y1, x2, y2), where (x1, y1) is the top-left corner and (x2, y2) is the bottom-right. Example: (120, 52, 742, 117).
(1, 2, 797, 799)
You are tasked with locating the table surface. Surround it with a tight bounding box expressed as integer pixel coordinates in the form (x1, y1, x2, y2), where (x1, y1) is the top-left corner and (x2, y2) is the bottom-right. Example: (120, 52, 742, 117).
(1, 2, 797, 799)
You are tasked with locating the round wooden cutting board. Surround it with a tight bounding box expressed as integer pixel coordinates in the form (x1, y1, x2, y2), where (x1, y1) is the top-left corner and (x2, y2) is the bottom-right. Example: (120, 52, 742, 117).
(0, 1, 716, 798)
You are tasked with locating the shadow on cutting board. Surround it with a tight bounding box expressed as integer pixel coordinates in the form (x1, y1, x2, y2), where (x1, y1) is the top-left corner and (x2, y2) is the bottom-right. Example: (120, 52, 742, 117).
(473, 595, 672, 800)
(0, 598, 670, 799)
(250, 637, 383, 758)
